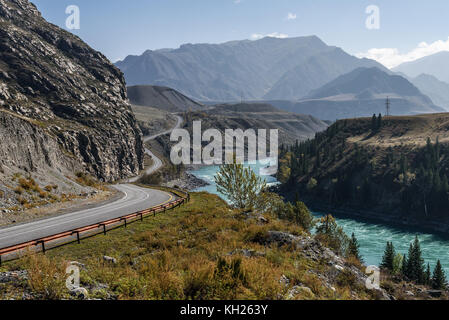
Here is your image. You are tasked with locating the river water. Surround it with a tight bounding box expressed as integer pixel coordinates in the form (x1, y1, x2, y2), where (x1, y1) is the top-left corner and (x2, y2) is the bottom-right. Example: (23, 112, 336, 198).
(191, 163, 449, 273)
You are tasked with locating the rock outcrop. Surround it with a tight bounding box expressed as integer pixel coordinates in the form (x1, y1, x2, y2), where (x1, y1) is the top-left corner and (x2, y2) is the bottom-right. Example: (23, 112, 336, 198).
(0, 0, 143, 184)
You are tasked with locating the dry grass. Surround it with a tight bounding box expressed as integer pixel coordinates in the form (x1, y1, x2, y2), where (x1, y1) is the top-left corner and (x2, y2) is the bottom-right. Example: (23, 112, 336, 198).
(2, 192, 378, 300)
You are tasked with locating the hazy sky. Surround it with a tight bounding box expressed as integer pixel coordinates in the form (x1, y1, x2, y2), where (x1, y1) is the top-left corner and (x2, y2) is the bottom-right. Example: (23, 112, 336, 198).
(31, 0, 449, 67)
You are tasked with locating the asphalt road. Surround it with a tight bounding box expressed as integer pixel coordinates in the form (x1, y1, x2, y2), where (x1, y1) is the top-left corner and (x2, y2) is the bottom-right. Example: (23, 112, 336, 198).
(129, 114, 183, 182)
(0, 115, 184, 250)
(0, 184, 173, 249)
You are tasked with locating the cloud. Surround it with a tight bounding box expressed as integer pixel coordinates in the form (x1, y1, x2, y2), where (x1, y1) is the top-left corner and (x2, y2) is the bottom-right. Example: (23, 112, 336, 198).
(286, 13, 297, 20)
(234, 0, 241, 3)
(356, 37, 449, 69)
(250, 32, 289, 40)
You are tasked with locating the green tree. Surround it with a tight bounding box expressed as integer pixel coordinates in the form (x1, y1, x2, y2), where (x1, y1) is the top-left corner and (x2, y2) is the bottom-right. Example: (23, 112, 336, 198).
(393, 253, 404, 275)
(432, 260, 447, 290)
(293, 201, 314, 231)
(377, 113, 382, 129)
(215, 162, 266, 210)
(405, 236, 425, 283)
(348, 233, 362, 262)
(381, 242, 395, 271)
(316, 215, 349, 255)
(425, 263, 431, 285)
(371, 114, 377, 131)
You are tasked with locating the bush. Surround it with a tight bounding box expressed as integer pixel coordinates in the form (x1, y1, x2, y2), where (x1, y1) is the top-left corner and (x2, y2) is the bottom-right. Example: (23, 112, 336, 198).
(139, 172, 162, 185)
(24, 253, 68, 300)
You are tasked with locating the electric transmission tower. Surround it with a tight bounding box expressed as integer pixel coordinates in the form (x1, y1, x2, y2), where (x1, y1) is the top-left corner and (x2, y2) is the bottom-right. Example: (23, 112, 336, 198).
(385, 96, 391, 116)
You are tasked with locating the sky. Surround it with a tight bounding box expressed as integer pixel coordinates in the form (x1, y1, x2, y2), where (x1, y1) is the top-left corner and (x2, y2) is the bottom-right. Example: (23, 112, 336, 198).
(31, 0, 449, 67)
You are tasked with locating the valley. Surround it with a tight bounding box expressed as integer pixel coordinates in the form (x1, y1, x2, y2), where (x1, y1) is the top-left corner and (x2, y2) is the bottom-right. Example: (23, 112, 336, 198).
(1, 0, 449, 304)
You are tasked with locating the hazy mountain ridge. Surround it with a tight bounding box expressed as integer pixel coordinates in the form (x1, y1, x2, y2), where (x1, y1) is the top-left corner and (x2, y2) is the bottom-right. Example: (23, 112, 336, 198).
(116, 36, 387, 102)
(409, 74, 449, 111)
(264, 68, 443, 121)
(393, 51, 449, 83)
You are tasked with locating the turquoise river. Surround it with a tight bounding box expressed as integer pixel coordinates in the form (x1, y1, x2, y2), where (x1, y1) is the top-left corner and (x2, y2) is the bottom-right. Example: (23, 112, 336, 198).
(191, 162, 449, 273)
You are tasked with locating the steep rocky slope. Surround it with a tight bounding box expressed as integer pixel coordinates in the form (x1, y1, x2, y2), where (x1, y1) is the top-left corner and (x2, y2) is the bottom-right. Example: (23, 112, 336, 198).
(0, 0, 144, 191)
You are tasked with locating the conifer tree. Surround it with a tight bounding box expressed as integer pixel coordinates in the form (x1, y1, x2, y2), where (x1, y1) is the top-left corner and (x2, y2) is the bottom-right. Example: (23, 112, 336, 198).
(371, 114, 377, 131)
(432, 260, 447, 290)
(405, 236, 425, 283)
(425, 263, 431, 285)
(348, 233, 362, 262)
(381, 242, 395, 271)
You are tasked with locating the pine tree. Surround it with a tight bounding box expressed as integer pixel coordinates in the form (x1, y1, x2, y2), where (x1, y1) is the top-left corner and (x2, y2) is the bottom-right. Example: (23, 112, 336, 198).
(381, 242, 395, 271)
(377, 113, 382, 129)
(348, 233, 362, 262)
(425, 263, 431, 285)
(432, 260, 447, 290)
(371, 114, 377, 131)
(406, 236, 425, 283)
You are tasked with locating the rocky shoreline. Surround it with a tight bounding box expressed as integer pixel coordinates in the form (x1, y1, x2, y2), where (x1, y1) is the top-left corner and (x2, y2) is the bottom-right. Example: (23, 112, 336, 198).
(163, 171, 210, 191)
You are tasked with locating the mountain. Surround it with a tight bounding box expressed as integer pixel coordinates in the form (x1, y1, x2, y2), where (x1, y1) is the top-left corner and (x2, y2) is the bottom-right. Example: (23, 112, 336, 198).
(263, 48, 387, 100)
(204, 103, 329, 144)
(278, 113, 449, 232)
(409, 74, 449, 111)
(127, 85, 204, 112)
(393, 51, 449, 83)
(0, 0, 143, 197)
(267, 67, 444, 121)
(115, 36, 387, 102)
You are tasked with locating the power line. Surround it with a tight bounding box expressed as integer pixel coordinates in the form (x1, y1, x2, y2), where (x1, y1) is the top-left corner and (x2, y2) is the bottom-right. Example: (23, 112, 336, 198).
(385, 96, 391, 116)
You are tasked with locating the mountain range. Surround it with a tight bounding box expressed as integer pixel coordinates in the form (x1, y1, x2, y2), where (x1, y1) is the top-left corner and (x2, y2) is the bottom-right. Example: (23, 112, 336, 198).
(263, 67, 444, 120)
(115, 36, 388, 102)
(393, 51, 449, 83)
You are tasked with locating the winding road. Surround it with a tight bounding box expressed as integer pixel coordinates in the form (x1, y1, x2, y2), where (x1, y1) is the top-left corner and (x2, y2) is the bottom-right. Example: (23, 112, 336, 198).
(0, 114, 183, 250)
(129, 114, 183, 182)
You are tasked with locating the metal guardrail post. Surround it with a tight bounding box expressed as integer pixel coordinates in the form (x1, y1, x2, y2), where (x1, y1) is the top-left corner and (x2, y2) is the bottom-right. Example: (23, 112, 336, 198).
(72, 231, 80, 244)
(99, 223, 107, 235)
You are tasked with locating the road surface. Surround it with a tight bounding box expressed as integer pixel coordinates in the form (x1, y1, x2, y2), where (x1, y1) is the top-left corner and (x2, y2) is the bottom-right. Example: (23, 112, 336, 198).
(0, 115, 183, 250)
(0, 184, 173, 249)
(129, 114, 183, 182)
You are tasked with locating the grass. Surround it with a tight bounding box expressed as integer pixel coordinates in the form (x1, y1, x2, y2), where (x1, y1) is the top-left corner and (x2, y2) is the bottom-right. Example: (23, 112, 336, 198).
(1, 192, 379, 300)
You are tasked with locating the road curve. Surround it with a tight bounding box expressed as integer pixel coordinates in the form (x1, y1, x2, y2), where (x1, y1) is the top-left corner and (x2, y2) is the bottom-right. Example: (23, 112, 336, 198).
(129, 114, 183, 182)
(0, 184, 173, 249)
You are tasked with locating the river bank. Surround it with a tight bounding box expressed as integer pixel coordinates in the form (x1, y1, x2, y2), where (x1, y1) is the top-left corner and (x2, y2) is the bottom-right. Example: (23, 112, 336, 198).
(189, 164, 449, 273)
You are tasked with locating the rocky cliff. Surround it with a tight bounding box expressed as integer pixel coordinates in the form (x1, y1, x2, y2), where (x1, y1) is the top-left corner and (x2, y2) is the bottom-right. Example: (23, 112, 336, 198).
(0, 0, 144, 185)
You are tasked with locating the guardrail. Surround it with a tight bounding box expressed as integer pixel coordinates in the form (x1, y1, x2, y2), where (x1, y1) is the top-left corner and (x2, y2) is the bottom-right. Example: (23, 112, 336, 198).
(0, 186, 190, 265)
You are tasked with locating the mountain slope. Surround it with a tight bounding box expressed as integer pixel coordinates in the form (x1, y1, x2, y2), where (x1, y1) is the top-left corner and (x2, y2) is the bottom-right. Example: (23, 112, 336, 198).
(410, 74, 449, 111)
(393, 51, 449, 83)
(204, 103, 329, 145)
(278, 113, 449, 232)
(127, 85, 204, 112)
(0, 0, 143, 191)
(271, 68, 444, 121)
(115, 36, 386, 101)
(264, 48, 388, 100)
